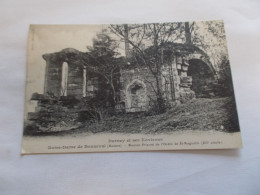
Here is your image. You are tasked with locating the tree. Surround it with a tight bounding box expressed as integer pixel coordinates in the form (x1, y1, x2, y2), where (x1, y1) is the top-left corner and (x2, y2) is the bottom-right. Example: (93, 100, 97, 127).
(185, 20, 228, 67)
(109, 21, 230, 112)
(183, 20, 233, 92)
(81, 29, 123, 108)
(110, 23, 182, 113)
(215, 54, 233, 96)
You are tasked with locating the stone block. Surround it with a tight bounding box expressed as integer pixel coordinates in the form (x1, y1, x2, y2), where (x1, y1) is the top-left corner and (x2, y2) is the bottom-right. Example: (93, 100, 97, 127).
(179, 89, 196, 103)
(180, 83, 192, 88)
(182, 65, 189, 71)
(68, 77, 83, 83)
(180, 76, 192, 84)
(31, 93, 48, 101)
(67, 88, 83, 96)
(27, 112, 39, 120)
(180, 71, 187, 77)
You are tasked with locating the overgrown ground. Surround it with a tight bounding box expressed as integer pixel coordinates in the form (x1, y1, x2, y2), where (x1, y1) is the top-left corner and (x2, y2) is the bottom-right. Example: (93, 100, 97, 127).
(37, 96, 239, 136)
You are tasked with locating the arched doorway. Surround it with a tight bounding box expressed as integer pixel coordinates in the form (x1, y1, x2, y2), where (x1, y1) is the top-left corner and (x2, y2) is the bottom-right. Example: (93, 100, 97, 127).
(187, 59, 214, 97)
(126, 79, 147, 111)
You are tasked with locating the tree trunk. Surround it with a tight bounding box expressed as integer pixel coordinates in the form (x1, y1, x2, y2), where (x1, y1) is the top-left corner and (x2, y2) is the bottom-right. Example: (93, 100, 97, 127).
(185, 22, 192, 45)
(124, 24, 131, 59)
(155, 74, 166, 113)
(153, 24, 166, 113)
(109, 81, 116, 108)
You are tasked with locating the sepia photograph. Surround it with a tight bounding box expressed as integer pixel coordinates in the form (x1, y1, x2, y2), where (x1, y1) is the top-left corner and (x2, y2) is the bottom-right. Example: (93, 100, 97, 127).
(3, 0, 260, 194)
(22, 20, 242, 154)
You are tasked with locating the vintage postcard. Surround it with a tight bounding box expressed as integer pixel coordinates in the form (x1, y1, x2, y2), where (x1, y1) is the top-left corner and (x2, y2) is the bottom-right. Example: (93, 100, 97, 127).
(22, 20, 242, 154)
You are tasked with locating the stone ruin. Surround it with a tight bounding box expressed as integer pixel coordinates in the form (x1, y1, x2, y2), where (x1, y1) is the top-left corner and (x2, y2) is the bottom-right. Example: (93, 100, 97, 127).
(26, 44, 216, 132)
(119, 43, 216, 112)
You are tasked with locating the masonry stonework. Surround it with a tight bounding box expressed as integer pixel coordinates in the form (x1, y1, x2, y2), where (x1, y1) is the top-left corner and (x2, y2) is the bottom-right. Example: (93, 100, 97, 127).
(27, 44, 216, 132)
(40, 46, 216, 112)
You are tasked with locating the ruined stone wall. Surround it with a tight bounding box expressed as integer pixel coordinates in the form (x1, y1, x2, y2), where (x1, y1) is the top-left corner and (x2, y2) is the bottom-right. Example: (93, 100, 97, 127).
(120, 67, 157, 112)
(43, 55, 62, 97)
(161, 55, 196, 104)
(175, 55, 196, 103)
(43, 49, 85, 99)
(26, 94, 83, 133)
(67, 64, 84, 99)
(119, 54, 200, 112)
(41, 47, 216, 115)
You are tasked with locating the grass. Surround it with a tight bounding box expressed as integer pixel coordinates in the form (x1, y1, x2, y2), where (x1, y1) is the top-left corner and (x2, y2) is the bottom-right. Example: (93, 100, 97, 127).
(24, 97, 240, 136)
(75, 97, 240, 135)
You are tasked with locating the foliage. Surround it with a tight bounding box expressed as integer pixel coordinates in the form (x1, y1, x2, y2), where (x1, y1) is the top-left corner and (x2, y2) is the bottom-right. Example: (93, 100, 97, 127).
(187, 20, 228, 68)
(44, 97, 240, 135)
(215, 55, 234, 96)
(87, 29, 120, 58)
(81, 29, 124, 108)
(110, 23, 183, 113)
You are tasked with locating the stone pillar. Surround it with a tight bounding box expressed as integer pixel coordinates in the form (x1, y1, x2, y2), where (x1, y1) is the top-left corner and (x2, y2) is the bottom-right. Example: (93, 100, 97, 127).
(161, 66, 170, 100)
(178, 58, 195, 102)
(42, 54, 62, 97)
(67, 64, 84, 99)
(170, 56, 180, 101)
(124, 24, 131, 59)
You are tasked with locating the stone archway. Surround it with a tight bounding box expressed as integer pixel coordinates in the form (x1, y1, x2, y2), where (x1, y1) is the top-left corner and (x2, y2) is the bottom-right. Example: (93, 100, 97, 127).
(187, 59, 215, 97)
(125, 79, 147, 111)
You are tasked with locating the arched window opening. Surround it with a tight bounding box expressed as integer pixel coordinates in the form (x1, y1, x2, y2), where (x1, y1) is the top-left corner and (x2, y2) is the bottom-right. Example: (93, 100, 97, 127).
(126, 79, 147, 110)
(60, 62, 68, 96)
(83, 68, 87, 97)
